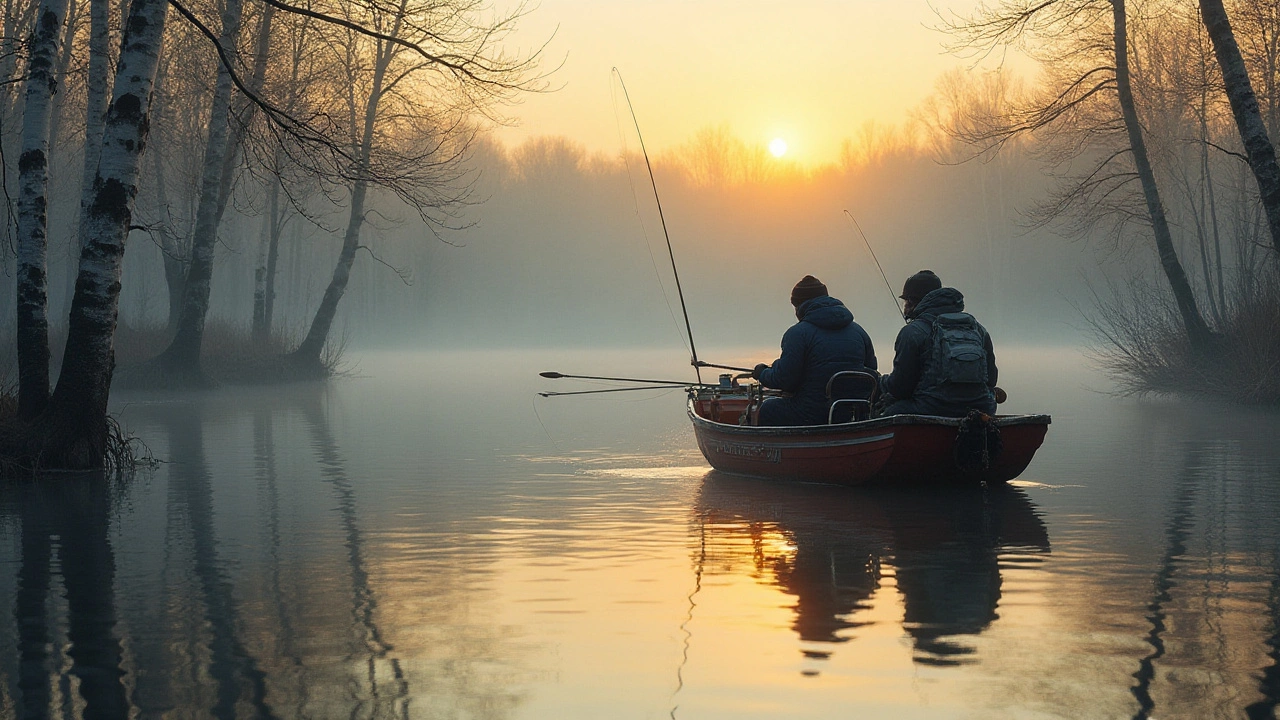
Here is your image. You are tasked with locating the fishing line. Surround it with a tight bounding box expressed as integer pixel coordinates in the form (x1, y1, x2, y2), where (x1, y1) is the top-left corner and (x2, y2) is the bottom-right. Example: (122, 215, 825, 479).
(668, 509, 706, 719)
(843, 210, 905, 321)
(613, 68, 703, 383)
(531, 395, 571, 456)
(612, 74, 693, 359)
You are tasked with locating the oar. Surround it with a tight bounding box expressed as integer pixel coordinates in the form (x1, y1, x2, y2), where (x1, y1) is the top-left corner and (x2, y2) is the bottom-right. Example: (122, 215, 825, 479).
(539, 385, 690, 397)
(692, 361, 754, 373)
(540, 371, 708, 385)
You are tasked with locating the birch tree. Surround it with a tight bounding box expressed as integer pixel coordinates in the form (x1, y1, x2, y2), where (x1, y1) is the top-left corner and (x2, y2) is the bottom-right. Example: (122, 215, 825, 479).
(14, 0, 72, 418)
(73, 0, 112, 265)
(1199, 0, 1280, 255)
(38, 0, 169, 468)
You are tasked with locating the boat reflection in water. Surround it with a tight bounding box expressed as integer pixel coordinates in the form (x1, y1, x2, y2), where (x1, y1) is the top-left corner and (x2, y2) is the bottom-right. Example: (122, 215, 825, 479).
(693, 472, 1050, 667)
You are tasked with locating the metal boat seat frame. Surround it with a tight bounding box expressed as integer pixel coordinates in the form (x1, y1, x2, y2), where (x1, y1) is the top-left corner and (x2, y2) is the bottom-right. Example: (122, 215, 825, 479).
(826, 370, 879, 424)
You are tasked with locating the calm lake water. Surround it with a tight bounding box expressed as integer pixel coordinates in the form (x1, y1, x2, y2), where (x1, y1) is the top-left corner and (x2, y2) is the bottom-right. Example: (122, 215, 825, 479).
(3, 347, 1280, 719)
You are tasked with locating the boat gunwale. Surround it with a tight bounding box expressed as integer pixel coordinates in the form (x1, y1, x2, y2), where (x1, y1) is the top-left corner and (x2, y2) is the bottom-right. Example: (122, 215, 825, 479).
(687, 397, 1051, 438)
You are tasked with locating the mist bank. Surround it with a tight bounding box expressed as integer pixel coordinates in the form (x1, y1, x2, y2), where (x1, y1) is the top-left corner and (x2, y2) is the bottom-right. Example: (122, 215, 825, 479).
(38, 130, 1107, 360)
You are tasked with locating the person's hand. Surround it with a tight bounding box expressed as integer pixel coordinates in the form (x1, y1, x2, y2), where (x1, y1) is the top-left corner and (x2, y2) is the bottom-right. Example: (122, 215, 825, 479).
(752, 363, 768, 380)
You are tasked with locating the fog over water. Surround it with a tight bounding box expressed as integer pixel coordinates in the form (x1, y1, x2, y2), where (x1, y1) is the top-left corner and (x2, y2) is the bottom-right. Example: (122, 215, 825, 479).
(3, 347, 1280, 717)
(21, 127, 1115, 357)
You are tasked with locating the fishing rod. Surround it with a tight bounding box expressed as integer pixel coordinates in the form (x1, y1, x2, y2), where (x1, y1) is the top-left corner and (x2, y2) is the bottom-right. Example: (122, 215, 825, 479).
(843, 210, 905, 322)
(539, 385, 690, 398)
(614, 68, 703, 384)
(541, 371, 712, 386)
(693, 361, 754, 374)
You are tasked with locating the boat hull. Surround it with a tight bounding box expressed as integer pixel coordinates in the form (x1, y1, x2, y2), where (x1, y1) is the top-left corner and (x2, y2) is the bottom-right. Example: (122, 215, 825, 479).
(689, 397, 1049, 486)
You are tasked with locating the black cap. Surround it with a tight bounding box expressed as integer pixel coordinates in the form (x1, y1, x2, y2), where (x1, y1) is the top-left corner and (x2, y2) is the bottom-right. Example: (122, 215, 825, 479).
(791, 275, 829, 307)
(900, 270, 941, 301)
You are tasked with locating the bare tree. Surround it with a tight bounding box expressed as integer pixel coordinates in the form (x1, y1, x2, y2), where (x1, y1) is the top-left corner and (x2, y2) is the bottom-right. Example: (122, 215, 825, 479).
(1114, 0, 1213, 349)
(943, 0, 1214, 351)
(1199, 0, 1280, 255)
(286, 0, 540, 369)
(153, 0, 245, 385)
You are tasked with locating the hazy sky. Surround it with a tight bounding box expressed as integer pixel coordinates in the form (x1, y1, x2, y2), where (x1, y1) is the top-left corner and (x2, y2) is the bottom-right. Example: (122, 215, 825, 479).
(491, 0, 1004, 166)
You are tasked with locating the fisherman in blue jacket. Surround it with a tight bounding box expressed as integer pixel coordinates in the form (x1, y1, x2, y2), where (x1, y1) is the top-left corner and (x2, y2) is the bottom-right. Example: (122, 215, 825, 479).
(751, 276, 877, 426)
(878, 270, 998, 417)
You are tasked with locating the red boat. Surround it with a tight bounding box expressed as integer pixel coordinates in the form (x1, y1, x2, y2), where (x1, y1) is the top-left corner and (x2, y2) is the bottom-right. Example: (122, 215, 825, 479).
(688, 383, 1050, 486)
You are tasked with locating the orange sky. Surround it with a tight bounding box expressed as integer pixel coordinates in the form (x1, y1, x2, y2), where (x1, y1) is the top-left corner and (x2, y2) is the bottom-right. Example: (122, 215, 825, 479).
(491, 0, 1015, 166)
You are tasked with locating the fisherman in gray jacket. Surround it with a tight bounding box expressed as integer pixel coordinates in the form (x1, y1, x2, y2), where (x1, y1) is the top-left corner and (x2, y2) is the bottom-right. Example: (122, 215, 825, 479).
(878, 271, 998, 417)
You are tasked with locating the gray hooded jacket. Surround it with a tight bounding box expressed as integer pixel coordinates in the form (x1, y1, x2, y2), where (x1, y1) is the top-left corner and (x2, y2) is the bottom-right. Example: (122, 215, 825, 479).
(879, 287, 997, 415)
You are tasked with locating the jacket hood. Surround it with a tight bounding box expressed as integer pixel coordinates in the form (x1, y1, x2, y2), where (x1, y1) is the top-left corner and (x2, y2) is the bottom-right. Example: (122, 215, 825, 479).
(798, 295, 854, 330)
(910, 287, 965, 319)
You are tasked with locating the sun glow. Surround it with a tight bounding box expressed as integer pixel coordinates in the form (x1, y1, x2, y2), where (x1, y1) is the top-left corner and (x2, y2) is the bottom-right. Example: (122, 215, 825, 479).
(768, 137, 788, 158)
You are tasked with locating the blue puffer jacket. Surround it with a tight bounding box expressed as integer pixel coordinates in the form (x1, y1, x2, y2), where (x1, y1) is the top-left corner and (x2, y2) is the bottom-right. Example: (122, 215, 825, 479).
(758, 296, 877, 425)
(880, 287, 998, 415)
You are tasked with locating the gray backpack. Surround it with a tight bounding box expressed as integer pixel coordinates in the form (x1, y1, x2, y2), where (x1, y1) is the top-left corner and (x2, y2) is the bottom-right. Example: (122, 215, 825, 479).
(927, 313, 988, 387)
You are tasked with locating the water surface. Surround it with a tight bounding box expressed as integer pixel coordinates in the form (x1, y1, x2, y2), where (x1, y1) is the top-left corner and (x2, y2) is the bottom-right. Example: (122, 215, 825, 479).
(3, 348, 1280, 719)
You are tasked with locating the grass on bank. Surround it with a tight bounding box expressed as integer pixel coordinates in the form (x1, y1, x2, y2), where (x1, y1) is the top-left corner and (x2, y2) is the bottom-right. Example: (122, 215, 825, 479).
(1087, 276, 1280, 404)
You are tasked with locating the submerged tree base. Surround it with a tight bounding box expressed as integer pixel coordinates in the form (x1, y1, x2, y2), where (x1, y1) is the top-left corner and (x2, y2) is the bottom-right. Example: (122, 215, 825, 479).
(1089, 278, 1280, 404)
(0, 399, 148, 475)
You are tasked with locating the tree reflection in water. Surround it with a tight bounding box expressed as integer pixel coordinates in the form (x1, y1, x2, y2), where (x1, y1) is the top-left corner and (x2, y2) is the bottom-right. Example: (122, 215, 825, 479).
(694, 473, 1050, 667)
(2, 476, 129, 718)
(300, 399, 410, 718)
(167, 404, 277, 719)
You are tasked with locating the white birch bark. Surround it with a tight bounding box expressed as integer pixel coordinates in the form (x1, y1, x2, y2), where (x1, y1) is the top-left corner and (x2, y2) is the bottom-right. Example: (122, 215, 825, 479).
(74, 0, 112, 251)
(14, 0, 71, 418)
(46, 0, 168, 467)
(1199, 0, 1280, 255)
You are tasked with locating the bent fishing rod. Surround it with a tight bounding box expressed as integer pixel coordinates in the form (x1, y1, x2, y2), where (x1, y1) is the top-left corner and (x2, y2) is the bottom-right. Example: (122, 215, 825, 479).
(614, 68, 703, 383)
(843, 210, 905, 322)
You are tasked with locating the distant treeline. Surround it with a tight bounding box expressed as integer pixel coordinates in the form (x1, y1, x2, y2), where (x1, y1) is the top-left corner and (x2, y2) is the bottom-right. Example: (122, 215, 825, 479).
(1, 0, 1279, 468)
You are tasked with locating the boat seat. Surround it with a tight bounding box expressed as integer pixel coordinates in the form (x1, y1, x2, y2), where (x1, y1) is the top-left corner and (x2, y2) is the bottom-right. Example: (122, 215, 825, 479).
(825, 370, 878, 424)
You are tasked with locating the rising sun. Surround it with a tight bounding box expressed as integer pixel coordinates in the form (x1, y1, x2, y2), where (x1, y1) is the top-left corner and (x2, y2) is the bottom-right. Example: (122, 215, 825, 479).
(769, 137, 788, 158)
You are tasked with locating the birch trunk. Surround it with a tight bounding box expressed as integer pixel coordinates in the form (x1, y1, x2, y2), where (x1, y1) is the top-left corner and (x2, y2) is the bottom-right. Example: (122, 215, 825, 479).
(157, 0, 242, 379)
(42, 0, 168, 468)
(14, 0, 71, 418)
(1199, 0, 1280, 255)
(1113, 0, 1213, 351)
(68, 0, 112, 312)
